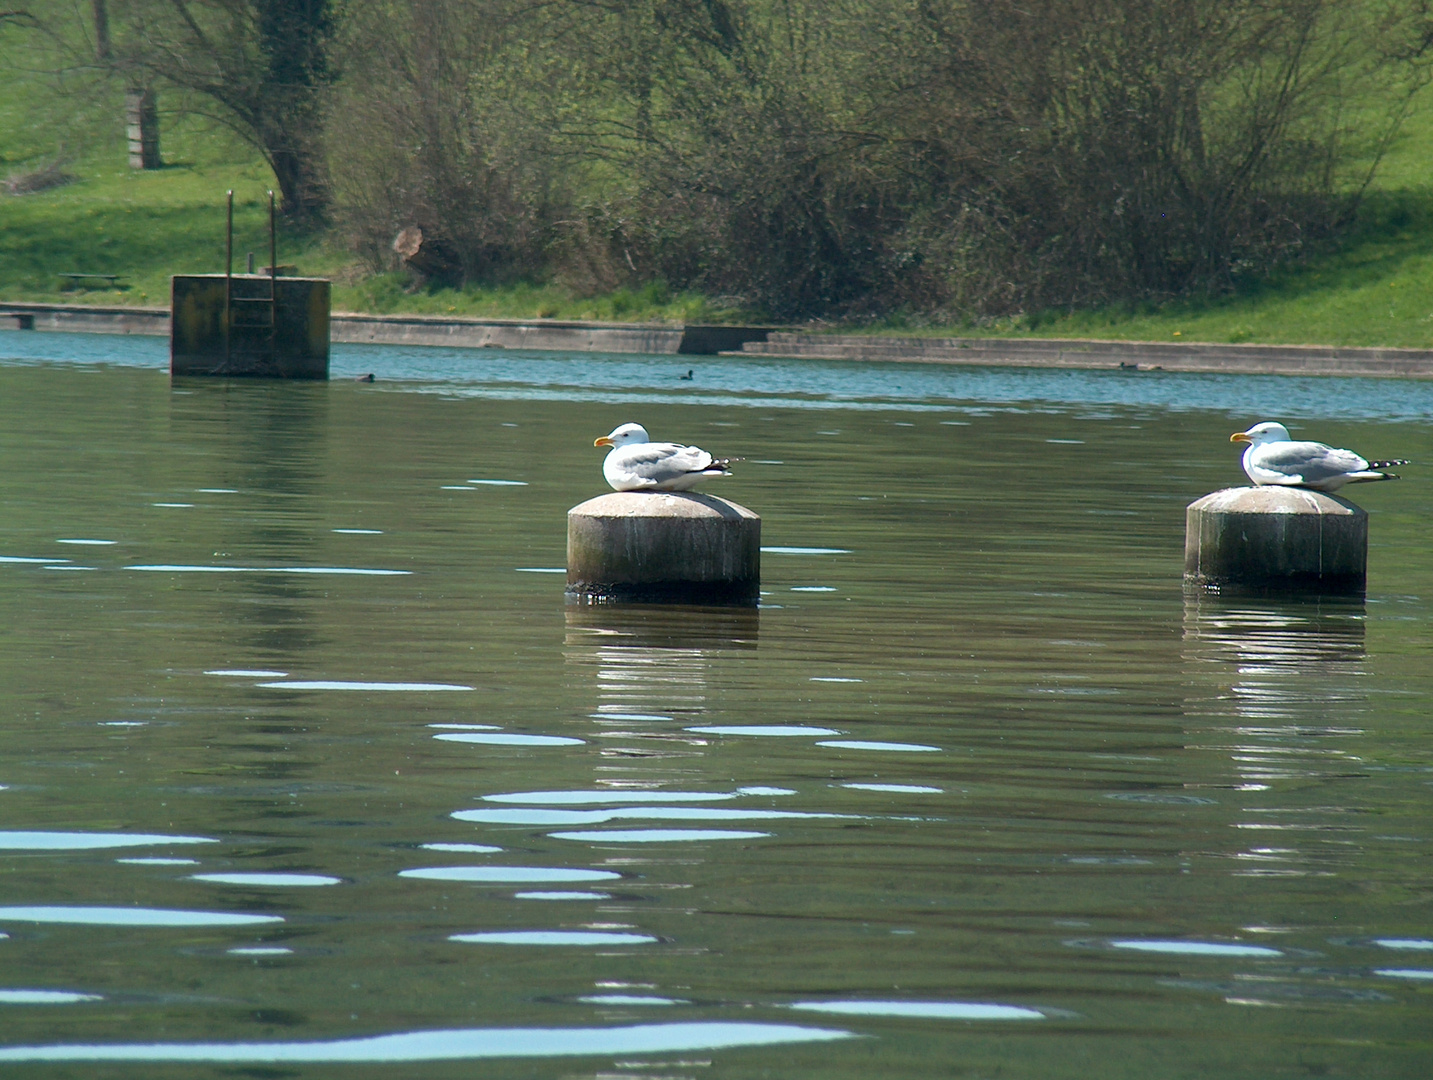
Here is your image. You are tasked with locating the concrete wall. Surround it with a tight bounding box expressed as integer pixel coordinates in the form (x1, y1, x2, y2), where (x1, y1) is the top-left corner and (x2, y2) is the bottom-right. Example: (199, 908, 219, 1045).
(0, 302, 169, 336)
(0, 302, 772, 357)
(733, 332, 1433, 379)
(330, 313, 686, 354)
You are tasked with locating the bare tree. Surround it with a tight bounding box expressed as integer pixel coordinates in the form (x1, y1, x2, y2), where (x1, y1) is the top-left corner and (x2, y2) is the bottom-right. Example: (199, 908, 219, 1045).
(325, 0, 561, 280)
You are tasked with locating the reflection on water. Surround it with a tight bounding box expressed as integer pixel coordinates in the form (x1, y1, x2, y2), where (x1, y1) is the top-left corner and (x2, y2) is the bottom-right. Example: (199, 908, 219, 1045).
(480, 789, 743, 804)
(189, 873, 343, 887)
(435, 732, 585, 746)
(1180, 595, 1387, 902)
(0, 907, 283, 927)
(1183, 596, 1370, 789)
(398, 867, 621, 883)
(789, 1000, 1045, 1020)
(1108, 940, 1283, 957)
(1183, 595, 1367, 692)
(547, 828, 771, 843)
(1, 356, 1430, 1077)
(451, 930, 659, 946)
(452, 806, 851, 824)
(688, 724, 841, 736)
(815, 739, 942, 752)
(0, 1021, 852, 1063)
(0, 832, 216, 850)
(0, 990, 104, 1004)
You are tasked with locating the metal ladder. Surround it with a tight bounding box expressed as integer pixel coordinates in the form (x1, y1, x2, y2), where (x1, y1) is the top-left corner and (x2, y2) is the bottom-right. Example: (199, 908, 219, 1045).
(223, 190, 278, 372)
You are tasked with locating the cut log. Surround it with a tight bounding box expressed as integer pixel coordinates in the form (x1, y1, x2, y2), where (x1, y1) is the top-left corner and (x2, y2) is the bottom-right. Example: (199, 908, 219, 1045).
(393, 226, 462, 285)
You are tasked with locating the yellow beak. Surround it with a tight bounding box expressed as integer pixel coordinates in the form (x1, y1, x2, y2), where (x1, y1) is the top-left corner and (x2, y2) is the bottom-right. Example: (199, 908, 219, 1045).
(594, 436, 614, 447)
(1230, 432, 1252, 444)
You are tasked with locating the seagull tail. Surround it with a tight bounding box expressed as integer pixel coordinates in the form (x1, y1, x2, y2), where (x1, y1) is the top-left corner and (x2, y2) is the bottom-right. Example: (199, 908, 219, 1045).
(1345, 470, 1400, 484)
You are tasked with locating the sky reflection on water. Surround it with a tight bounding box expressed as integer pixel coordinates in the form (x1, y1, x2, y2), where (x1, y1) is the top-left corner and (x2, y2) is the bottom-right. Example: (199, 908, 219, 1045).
(0, 1022, 852, 1062)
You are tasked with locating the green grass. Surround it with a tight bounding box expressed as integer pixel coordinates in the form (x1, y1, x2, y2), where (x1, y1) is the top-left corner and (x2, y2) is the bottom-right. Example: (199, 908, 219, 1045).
(5, 28, 1433, 344)
(0, 147, 734, 321)
(336, 274, 742, 324)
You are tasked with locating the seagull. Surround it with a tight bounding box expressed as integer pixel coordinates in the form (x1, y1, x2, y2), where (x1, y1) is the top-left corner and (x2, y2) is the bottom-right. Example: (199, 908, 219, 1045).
(593, 423, 734, 492)
(1230, 421, 1409, 492)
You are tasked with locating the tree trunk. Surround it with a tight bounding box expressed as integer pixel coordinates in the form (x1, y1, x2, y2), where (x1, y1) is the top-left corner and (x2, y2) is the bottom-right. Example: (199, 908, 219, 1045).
(267, 141, 327, 222)
(91, 0, 110, 61)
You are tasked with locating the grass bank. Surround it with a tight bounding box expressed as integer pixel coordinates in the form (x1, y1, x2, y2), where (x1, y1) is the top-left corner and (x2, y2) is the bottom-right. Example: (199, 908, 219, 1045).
(859, 190, 1433, 349)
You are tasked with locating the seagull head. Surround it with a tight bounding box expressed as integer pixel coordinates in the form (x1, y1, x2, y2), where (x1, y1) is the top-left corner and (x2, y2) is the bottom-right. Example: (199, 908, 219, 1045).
(1230, 421, 1291, 446)
(594, 422, 650, 449)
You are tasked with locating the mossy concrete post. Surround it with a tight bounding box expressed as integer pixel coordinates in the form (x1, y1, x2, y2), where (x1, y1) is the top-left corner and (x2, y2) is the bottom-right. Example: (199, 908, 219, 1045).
(567, 492, 760, 605)
(1184, 486, 1367, 594)
(170, 274, 330, 378)
(125, 88, 161, 170)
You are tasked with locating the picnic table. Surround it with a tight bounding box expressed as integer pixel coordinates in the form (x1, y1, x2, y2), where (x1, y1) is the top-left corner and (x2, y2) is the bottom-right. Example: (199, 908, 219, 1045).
(58, 273, 122, 291)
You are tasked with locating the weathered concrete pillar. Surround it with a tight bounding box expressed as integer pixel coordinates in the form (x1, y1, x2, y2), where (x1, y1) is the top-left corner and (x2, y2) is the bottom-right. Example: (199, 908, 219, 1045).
(567, 492, 760, 605)
(1184, 486, 1367, 594)
(125, 88, 161, 170)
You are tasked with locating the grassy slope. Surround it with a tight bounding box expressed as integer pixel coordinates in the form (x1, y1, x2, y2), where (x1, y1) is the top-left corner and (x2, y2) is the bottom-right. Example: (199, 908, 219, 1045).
(0, 32, 720, 324)
(3, 22, 1433, 344)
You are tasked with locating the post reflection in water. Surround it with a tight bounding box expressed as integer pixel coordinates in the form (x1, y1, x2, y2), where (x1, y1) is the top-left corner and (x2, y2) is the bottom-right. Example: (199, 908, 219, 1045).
(560, 606, 760, 848)
(564, 603, 758, 731)
(1182, 594, 1369, 882)
(1183, 594, 1367, 723)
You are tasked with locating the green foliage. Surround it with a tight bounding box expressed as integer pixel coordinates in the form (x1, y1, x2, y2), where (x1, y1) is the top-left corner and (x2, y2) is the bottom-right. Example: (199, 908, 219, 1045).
(7, 0, 1433, 343)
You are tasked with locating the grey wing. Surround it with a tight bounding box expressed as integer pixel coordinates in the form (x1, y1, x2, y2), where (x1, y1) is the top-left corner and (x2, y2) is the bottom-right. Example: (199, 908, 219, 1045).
(625, 442, 715, 481)
(1257, 441, 1368, 482)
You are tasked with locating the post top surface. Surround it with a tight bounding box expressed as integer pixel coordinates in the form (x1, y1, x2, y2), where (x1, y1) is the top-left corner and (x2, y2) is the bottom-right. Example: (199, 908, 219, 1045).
(172, 274, 330, 284)
(569, 491, 759, 521)
(1187, 486, 1364, 516)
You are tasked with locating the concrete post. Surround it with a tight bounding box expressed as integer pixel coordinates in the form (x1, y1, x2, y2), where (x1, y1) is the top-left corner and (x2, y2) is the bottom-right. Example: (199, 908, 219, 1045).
(125, 89, 161, 170)
(567, 492, 760, 605)
(1184, 486, 1367, 594)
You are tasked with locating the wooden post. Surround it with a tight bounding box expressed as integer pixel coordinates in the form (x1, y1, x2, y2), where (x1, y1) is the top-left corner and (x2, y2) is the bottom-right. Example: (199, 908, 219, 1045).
(567, 492, 760, 605)
(1184, 486, 1367, 594)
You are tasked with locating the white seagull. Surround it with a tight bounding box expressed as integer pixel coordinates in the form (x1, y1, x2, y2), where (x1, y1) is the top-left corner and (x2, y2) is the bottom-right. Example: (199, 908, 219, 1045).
(1230, 421, 1408, 492)
(594, 422, 734, 492)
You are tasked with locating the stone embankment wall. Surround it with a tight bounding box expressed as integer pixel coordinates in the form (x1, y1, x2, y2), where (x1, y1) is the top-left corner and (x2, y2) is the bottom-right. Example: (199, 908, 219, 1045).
(0, 302, 769, 357)
(728, 332, 1433, 379)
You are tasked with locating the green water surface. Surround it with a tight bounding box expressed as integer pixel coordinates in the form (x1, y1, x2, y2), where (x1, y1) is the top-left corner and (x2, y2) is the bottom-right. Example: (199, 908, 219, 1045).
(0, 344, 1430, 1078)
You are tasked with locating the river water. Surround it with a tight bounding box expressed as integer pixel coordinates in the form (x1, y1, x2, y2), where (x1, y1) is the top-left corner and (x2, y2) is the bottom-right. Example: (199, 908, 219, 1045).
(0, 333, 1430, 1078)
